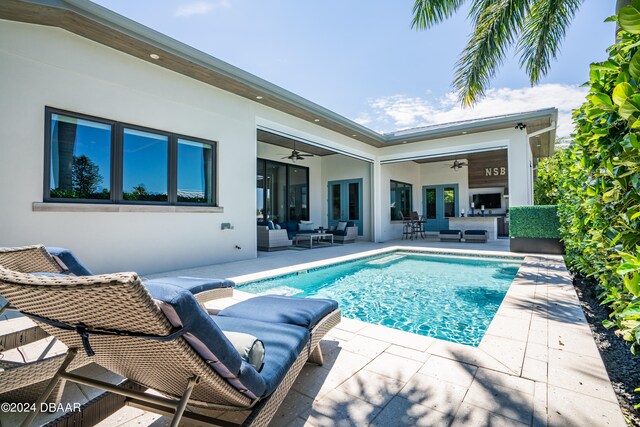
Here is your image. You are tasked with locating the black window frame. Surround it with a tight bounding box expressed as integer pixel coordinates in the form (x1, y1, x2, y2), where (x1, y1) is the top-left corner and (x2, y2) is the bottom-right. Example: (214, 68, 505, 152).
(390, 179, 413, 220)
(44, 107, 217, 206)
(256, 158, 309, 223)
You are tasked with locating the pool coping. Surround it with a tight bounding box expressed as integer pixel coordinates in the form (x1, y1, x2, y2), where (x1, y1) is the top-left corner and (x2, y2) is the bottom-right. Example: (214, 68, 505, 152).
(213, 248, 626, 426)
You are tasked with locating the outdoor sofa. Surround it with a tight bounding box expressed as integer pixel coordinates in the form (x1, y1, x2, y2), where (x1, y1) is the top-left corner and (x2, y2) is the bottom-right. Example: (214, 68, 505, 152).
(327, 221, 358, 244)
(0, 245, 340, 427)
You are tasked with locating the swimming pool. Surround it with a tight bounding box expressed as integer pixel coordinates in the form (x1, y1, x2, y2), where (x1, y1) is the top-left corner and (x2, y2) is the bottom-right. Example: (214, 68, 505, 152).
(239, 251, 522, 346)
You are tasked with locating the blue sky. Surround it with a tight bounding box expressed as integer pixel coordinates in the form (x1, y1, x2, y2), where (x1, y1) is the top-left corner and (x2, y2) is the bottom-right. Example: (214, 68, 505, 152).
(93, 0, 615, 137)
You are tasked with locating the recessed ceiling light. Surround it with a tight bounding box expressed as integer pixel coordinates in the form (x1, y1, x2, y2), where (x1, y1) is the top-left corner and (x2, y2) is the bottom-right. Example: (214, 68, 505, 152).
(402, 141, 407, 144)
(149, 53, 160, 60)
(314, 119, 320, 122)
(462, 131, 467, 134)
(255, 96, 263, 100)
(351, 134, 357, 137)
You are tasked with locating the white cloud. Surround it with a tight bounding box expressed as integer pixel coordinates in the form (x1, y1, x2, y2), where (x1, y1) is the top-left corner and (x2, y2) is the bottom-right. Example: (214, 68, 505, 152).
(357, 84, 588, 138)
(174, 1, 229, 17)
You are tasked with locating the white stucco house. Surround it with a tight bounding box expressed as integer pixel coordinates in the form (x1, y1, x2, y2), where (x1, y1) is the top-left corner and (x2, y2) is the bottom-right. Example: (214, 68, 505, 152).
(0, 0, 557, 274)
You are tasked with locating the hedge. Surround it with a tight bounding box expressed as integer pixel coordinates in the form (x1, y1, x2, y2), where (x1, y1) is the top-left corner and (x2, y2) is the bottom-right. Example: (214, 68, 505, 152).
(509, 205, 561, 239)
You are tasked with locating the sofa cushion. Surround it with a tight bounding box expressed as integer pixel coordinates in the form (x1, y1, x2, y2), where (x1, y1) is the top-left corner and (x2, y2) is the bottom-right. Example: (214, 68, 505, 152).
(223, 331, 265, 372)
(329, 229, 347, 236)
(144, 281, 266, 399)
(213, 316, 309, 397)
(219, 295, 338, 330)
(45, 247, 93, 276)
(144, 276, 234, 295)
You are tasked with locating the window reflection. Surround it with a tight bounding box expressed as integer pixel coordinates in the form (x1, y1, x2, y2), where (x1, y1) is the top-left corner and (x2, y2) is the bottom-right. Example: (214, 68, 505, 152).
(390, 180, 412, 220)
(49, 113, 111, 200)
(122, 128, 168, 202)
(178, 139, 213, 204)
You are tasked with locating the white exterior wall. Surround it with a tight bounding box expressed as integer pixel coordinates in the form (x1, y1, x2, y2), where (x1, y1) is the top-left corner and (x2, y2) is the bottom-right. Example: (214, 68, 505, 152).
(379, 162, 421, 242)
(321, 155, 373, 240)
(0, 21, 374, 274)
(507, 131, 533, 207)
(0, 20, 539, 273)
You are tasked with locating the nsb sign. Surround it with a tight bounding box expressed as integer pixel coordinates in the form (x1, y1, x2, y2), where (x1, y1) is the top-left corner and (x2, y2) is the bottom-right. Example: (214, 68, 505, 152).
(485, 167, 506, 176)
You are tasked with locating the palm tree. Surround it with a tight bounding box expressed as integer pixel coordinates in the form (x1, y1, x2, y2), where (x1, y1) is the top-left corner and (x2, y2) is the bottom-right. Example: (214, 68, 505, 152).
(411, 0, 623, 106)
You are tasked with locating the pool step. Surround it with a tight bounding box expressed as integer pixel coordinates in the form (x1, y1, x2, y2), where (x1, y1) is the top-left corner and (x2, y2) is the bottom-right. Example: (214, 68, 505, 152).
(258, 286, 301, 296)
(367, 255, 405, 265)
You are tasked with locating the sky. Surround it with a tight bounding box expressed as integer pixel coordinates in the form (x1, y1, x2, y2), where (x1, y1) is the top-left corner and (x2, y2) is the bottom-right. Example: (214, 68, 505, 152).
(92, 1, 615, 138)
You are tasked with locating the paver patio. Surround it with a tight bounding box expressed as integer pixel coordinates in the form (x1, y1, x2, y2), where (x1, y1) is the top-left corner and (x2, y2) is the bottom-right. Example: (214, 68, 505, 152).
(2, 240, 625, 426)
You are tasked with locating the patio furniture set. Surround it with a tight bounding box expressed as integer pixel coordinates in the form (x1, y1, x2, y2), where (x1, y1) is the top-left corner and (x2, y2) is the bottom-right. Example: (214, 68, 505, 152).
(257, 220, 357, 251)
(402, 212, 488, 243)
(0, 245, 341, 427)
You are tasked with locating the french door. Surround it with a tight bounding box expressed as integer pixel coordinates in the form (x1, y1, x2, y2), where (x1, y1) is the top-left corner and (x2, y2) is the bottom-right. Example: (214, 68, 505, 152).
(328, 179, 362, 235)
(423, 184, 458, 231)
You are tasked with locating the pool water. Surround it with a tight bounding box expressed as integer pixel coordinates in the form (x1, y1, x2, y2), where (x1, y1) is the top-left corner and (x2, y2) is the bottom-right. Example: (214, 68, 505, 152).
(239, 252, 522, 346)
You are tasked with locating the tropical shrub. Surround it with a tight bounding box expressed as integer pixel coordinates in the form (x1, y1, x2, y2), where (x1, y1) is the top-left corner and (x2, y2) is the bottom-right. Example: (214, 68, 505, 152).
(509, 206, 561, 239)
(557, 5, 640, 358)
(534, 148, 567, 205)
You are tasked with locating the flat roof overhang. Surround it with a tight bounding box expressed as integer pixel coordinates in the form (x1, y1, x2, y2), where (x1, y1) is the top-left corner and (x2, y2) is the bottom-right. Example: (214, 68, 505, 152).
(0, 0, 557, 159)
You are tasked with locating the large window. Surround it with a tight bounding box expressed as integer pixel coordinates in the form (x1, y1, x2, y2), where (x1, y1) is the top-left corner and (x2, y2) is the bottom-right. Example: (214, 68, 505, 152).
(256, 159, 308, 223)
(45, 108, 216, 205)
(390, 180, 412, 220)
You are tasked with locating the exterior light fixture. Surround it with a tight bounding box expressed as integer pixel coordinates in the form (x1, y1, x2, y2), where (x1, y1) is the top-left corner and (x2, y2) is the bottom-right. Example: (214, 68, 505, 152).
(256, 96, 263, 100)
(515, 122, 526, 130)
(314, 119, 320, 122)
(149, 53, 160, 60)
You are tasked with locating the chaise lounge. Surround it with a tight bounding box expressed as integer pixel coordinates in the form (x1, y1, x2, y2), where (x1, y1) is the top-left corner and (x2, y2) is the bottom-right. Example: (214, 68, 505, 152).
(0, 245, 340, 427)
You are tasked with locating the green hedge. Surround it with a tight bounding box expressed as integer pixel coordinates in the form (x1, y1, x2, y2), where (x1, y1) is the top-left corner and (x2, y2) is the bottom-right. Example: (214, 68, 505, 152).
(509, 205, 561, 239)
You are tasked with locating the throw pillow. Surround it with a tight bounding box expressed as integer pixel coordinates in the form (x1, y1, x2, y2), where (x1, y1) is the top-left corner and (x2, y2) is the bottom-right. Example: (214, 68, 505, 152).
(274, 223, 281, 230)
(336, 221, 348, 232)
(267, 221, 275, 230)
(222, 331, 265, 372)
(298, 222, 314, 231)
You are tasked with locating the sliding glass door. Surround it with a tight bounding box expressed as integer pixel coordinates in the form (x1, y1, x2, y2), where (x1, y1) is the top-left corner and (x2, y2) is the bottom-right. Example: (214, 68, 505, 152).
(256, 159, 309, 223)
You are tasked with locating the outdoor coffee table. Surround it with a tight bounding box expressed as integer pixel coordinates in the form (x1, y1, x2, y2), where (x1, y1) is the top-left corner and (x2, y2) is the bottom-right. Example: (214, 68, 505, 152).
(294, 232, 334, 248)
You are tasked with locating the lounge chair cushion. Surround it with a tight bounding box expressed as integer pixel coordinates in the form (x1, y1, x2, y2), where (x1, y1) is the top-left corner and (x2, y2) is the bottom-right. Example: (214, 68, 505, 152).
(214, 316, 309, 396)
(45, 247, 93, 276)
(223, 331, 265, 372)
(144, 281, 267, 398)
(219, 295, 338, 330)
(144, 276, 234, 295)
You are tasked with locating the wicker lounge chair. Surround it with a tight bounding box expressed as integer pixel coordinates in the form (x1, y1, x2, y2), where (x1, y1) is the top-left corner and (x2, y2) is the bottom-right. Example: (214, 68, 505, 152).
(0, 246, 93, 406)
(0, 246, 340, 427)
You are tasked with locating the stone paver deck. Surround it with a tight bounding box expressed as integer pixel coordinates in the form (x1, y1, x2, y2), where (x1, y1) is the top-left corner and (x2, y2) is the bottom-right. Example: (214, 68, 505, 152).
(2, 240, 626, 426)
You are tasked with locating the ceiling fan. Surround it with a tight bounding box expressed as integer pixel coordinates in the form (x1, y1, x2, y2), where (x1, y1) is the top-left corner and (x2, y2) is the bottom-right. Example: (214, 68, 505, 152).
(281, 142, 314, 162)
(450, 159, 468, 170)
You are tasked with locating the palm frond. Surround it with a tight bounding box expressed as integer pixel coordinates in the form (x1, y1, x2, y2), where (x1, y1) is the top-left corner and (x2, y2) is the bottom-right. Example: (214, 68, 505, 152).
(517, 0, 582, 85)
(411, 0, 466, 29)
(454, 0, 530, 105)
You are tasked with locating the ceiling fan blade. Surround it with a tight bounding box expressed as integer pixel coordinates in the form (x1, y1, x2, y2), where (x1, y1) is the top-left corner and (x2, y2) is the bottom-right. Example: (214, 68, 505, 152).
(299, 153, 314, 157)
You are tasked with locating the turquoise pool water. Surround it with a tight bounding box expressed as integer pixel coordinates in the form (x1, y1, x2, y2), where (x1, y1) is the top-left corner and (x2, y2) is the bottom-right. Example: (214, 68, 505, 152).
(239, 252, 522, 346)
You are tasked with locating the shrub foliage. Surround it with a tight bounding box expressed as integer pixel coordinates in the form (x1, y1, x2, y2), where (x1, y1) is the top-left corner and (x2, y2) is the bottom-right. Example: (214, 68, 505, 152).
(555, 6, 640, 357)
(509, 206, 561, 239)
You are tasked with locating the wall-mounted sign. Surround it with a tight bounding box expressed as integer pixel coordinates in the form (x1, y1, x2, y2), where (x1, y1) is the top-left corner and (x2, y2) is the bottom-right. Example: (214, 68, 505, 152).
(485, 167, 507, 176)
(468, 150, 508, 188)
